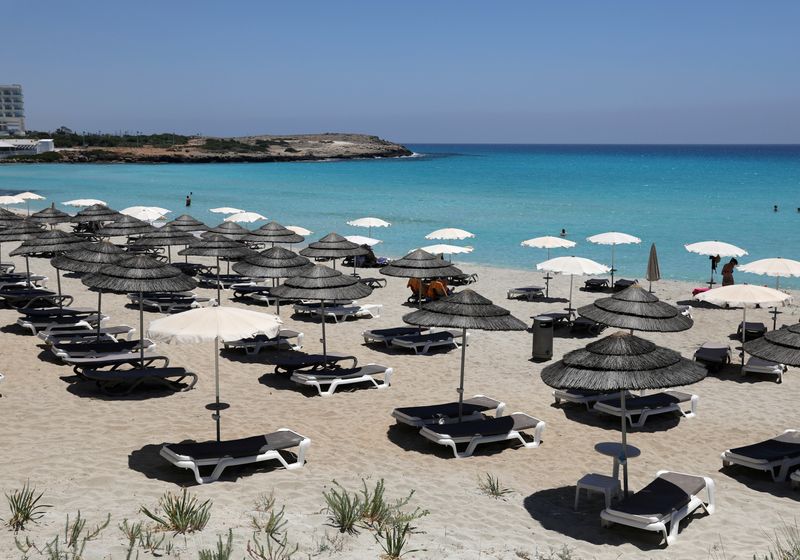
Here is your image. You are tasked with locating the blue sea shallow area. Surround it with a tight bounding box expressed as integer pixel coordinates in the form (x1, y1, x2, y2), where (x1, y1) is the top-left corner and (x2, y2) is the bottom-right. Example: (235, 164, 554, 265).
(1, 144, 799, 286)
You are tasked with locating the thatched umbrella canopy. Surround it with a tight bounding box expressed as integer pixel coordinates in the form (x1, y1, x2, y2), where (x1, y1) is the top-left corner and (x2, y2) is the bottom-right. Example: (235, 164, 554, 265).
(96, 215, 155, 238)
(51, 241, 125, 273)
(0, 221, 47, 285)
(300, 232, 368, 269)
(0, 207, 24, 227)
(380, 249, 463, 279)
(82, 255, 197, 366)
(271, 264, 372, 359)
(165, 214, 208, 232)
(29, 203, 70, 228)
(577, 284, 693, 333)
(71, 204, 122, 224)
(541, 331, 706, 494)
(179, 233, 254, 302)
(245, 221, 304, 246)
(131, 225, 198, 262)
(203, 221, 250, 241)
(10, 230, 87, 302)
(743, 323, 800, 367)
(404, 289, 526, 421)
(232, 247, 312, 279)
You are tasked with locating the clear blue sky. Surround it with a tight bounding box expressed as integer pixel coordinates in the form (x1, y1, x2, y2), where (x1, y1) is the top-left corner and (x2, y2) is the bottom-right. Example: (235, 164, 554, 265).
(5, 1, 799, 143)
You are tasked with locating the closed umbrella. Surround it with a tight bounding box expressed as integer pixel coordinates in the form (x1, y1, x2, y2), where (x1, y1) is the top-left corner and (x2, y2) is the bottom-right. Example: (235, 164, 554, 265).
(587, 232, 641, 287)
(744, 322, 800, 367)
(404, 289, 526, 421)
(695, 285, 792, 366)
(224, 211, 267, 224)
(521, 236, 577, 296)
(645, 243, 661, 292)
(271, 265, 372, 361)
(232, 246, 312, 313)
(426, 228, 475, 240)
(300, 233, 368, 270)
(82, 255, 197, 367)
(120, 206, 171, 222)
(165, 214, 208, 232)
(63, 199, 106, 208)
(542, 331, 706, 495)
(11, 230, 87, 304)
(685, 241, 747, 288)
(578, 285, 693, 333)
(96, 215, 155, 238)
(244, 221, 304, 246)
(537, 256, 611, 315)
(29, 203, 70, 229)
(179, 234, 254, 302)
(347, 216, 391, 238)
(148, 307, 281, 441)
(204, 221, 250, 241)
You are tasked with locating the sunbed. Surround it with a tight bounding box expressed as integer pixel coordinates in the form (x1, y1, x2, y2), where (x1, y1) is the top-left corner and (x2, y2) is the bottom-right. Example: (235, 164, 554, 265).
(593, 390, 698, 428)
(614, 279, 637, 291)
(198, 273, 252, 289)
(232, 283, 275, 303)
(693, 342, 731, 372)
(721, 430, 800, 482)
(600, 470, 715, 546)
(66, 353, 170, 376)
(507, 286, 545, 301)
(791, 469, 800, 489)
(571, 316, 605, 335)
(390, 330, 469, 355)
(51, 339, 154, 360)
(449, 273, 478, 286)
(584, 278, 610, 291)
(0, 274, 48, 290)
(292, 300, 354, 315)
(742, 356, 787, 383)
(17, 314, 105, 336)
(552, 389, 631, 411)
(392, 395, 506, 427)
(418, 412, 545, 458)
(0, 262, 15, 273)
(38, 325, 134, 344)
(736, 321, 767, 340)
(127, 292, 211, 313)
(222, 329, 303, 355)
(81, 366, 197, 395)
(531, 312, 572, 328)
(312, 304, 382, 323)
(289, 363, 393, 396)
(359, 277, 387, 289)
(0, 288, 59, 308)
(160, 429, 310, 484)
(362, 326, 429, 347)
(272, 352, 358, 374)
(172, 262, 214, 277)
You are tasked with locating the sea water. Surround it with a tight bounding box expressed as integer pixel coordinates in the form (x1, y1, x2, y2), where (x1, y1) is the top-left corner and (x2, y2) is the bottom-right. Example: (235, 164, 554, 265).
(1, 144, 799, 286)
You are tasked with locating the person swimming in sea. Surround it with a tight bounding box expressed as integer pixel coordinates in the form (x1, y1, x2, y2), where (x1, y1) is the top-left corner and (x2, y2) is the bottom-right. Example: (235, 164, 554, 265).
(185, 192, 192, 207)
(560, 228, 568, 237)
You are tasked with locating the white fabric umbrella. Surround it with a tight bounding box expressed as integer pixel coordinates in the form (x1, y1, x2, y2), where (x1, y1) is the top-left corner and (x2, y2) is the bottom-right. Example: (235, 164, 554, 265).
(224, 211, 267, 224)
(738, 258, 800, 284)
(121, 206, 171, 222)
(419, 243, 473, 255)
(426, 228, 475, 240)
(686, 240, 748, 287)
(347, 217, 391, 237)
(587, 231, 641, 286)
(209, 207, 244, 214)
(522, 236, 577, 296)
(286, 225, 313, 236)
(148, 307, 282, 441)
(13, 192, 45, 216)
(345, 235, 382, 247)
(537, 256, 611, 313)
(695, 285, 792, 365)
(63, 199, 106, 207)
(0, 195, 23, 206)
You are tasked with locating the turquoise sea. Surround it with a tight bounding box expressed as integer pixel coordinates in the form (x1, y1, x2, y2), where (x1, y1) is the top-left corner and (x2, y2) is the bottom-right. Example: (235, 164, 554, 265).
(1, 144, 799, 286)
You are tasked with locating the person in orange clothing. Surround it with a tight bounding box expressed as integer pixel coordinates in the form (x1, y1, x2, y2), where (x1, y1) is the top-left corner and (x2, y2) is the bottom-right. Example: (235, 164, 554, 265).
(407, 278, 427, 299)
(426, 278, 450, 299)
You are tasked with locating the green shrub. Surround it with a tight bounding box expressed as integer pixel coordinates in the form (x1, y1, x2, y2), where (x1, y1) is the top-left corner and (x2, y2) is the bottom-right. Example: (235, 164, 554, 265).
(247, 533, 298, 560)
(251, 492, 288, 540)
(756, 520, 800, 559)
(374, 522, 421, 559)
(322, 481, 362, 534)
(477, 473, 513, 500)
(4, 482, 51, 532)
(199, 529, 234, 560)
(141, 488, 211, 534)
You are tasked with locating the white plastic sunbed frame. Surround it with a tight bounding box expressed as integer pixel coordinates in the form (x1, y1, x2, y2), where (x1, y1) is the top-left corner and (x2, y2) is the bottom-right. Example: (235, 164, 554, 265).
(418, 412, 545, 458)
(593, 390, 698, 428)
(600, 470, 715, 546)
(721, 429, 800, 482)
(791, 470, 800, 489)
(390, 330, 470, 355)
(391, 394, 506, 427)
(16, 314, 107, 336)
(552, 389, 632, 411)
(742, 356, 788, 384)
(289, 363, 393, 397)
(159, 428, 310, 484)
(223, 329, 304, 355)
(311, 304, 382, 323)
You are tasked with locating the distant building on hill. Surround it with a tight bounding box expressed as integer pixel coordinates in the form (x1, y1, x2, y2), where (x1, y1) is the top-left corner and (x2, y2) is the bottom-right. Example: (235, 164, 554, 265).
(0, 84, 25, 136)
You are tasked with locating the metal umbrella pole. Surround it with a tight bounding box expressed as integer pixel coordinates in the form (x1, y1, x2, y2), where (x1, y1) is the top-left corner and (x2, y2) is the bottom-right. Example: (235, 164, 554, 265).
(457, 326, 468, 422)
(320, 299, 327, 361)
(620, 392, 629, 496)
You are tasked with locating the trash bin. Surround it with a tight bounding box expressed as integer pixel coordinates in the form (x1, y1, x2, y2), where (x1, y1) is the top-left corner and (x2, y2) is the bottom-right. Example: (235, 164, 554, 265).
(532, 315, 554, 360)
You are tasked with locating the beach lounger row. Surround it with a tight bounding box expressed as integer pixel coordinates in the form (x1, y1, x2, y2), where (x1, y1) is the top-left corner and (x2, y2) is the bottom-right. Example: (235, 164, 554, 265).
(223, 329, 303, 355)
(127, 291, 213, 313)
(552, 389, 698, 428)
(694, 341, 787, 382)
(362, 327, 468, 354)
(507, 286, 544, 301)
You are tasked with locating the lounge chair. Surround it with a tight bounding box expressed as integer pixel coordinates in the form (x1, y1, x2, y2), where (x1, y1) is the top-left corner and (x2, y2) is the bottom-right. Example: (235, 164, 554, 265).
(51, 339, 154, 360)
(17, 314, 105, 336)
(507, 286, 545, 301)
(198, 273, 252, 289)
(791, 469, 800, 489)
(223, 329, 303, 355)
(392, 395, 506, 427)
(531, 312, 573, 329)
(552, 389, 631, 411)
(0, 288, 59, 308)
(290, 364, 392, 396)
(362, 326, 429, 347)
(742, 356, 787, 383)
(172, 262, 213, 277)
(312, 304, 382, 323)
(0, 274, 48, 290)
(272, 352, 358, 374)
(570, 316, 605, 335)
(359, 277, 387, 289)
(38, 325, 134, 344)
(600, 470, 715, 546)
(231, 283, 275, 303)
(390, 330, 469, 355)
(614, 279, 637, 291)
(160, 429, 311, 484)
(292, 300, 354, 315)
(449, 273, 478, 286)
(81, 366, 197, 394)
(693, 342, 731, 372)
(721, 430, 800, 482)
(418, 412, 545, 458)
(584, 278, 610, 291)
(737, 321, 767, 340)
(593, 390, 698, 428)
(66, 353, 170, 376)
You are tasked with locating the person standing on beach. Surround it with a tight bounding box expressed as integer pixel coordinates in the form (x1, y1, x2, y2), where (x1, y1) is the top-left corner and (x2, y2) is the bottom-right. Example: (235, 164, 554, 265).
(721, 257, 738, 286)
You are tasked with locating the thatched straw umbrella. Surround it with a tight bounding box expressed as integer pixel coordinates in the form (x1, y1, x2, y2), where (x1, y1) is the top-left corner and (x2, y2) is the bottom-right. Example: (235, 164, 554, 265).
(232, 247, 312, 313)
(271, 264, 372, 361)
(577, 285, 693, 333)
(743, 323, 800, 367)
(0, 221, 46, 285)
(300, 232, 368, 270)
(29, 203, 71, 229)
(165, 214, 208, 232)
(204, 222, 250, 241)
(82, 255, 197, 367)
(96, 215, 155, 238)
(0, 207, 24, 226)
(403, 289, 526, 421)
(380, 249, 463, 311)
(11, 230, 87, 305)
(71, 204, 122, 226)
(179, 234, 254, 303)
(541, 331, 707, 494)
(245, 221, 304, 247)
(131, 225, 198, 263)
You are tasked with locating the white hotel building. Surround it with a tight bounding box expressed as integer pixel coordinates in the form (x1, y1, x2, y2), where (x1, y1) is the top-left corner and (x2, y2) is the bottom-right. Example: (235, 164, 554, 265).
(0, 84, 25, 136)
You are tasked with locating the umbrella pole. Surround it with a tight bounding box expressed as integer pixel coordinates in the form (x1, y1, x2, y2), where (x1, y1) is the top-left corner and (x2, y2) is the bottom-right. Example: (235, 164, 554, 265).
(139, 292, 145, 369)
(184, 244, 188, 263)
(457, 327, 467, 422)
(320, 300, 327, 361)
(611, 244, 616, 287)
(56, 268, 63, 309)
(621, 392, 629, 496)
(215, 256, 221, 305)
(214, 336, 221, 442)
(96, 291, 103, 340)
(772, 278, 780, 330)
(544, 248, 551, 298)
(25, 256, 31, 288)
(167, 246, 171, 263)
(741, 306, 747, 367)
(568, 275, 574, 318)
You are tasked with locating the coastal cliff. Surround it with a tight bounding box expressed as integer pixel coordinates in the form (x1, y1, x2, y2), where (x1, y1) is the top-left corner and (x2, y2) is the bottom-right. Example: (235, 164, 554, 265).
(2, 133, 413, 163)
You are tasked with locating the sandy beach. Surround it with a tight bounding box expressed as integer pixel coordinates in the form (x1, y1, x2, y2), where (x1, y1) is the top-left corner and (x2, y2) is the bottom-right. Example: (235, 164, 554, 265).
(0, 257, 798, 560)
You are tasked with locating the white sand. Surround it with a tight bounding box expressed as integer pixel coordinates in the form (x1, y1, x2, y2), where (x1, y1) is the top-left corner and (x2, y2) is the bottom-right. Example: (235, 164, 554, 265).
(0, 257, 798, 559)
